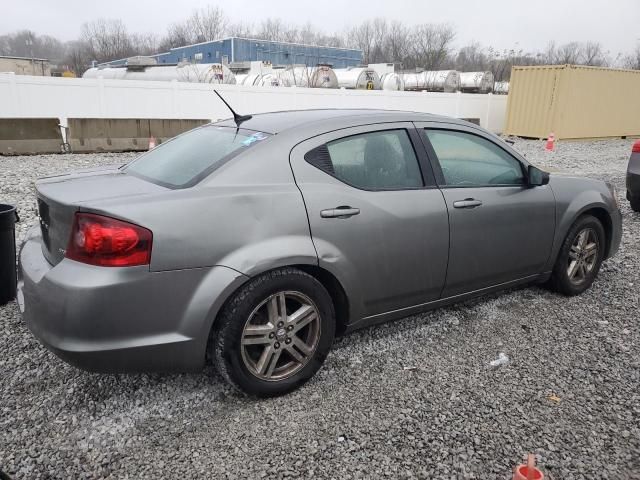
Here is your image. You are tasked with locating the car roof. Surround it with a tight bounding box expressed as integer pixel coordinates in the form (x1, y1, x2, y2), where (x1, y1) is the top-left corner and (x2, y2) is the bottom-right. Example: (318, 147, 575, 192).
(214, 109, 469, 135)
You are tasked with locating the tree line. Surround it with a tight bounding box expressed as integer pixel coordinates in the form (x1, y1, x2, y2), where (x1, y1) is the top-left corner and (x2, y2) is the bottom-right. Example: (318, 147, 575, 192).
(1, 6, 639, 80)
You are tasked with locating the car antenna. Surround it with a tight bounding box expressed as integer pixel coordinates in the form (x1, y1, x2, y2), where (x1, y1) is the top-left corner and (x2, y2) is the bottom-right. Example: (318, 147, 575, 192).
(213, 90, 252, 128)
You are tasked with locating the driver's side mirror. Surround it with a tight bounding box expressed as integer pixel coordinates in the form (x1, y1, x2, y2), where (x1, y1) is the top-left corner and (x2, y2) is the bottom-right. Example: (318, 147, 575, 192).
(527, 165, 550, 187)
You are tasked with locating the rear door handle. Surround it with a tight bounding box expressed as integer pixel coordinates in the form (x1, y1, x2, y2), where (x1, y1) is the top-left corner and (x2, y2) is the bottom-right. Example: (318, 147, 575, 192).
(320, 206, 360, 218)
(453, 198, 483, 209)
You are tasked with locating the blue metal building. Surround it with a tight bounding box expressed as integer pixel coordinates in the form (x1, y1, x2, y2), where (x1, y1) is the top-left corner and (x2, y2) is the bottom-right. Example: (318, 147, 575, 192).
(104, 37, 363, 68)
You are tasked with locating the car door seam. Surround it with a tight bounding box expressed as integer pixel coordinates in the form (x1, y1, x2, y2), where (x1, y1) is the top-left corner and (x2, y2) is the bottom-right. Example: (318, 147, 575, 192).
(287, 148, 321, 267)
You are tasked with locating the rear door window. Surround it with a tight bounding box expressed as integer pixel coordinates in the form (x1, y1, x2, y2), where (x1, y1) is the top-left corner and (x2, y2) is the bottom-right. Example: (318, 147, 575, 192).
(304, 129, 423, 190)
(124, 126, 270, 188)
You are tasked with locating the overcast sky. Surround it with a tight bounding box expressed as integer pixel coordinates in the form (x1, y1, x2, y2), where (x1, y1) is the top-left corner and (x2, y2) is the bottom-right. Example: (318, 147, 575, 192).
(2, 0, 639, 55)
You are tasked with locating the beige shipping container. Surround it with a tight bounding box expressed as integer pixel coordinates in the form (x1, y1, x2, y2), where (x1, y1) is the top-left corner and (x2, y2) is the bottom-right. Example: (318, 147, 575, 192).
(505, 64, 640, 140)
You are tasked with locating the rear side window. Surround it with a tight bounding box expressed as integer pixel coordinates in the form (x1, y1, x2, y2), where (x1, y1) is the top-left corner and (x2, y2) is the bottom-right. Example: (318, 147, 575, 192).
(305, 129, 423, 190)
(124, 126, 270, 188)
(425, 129, 525, 187)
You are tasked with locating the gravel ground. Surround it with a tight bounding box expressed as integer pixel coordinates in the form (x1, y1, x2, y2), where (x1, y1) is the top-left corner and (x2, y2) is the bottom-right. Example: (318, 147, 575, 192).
(1, 139, 639, 479)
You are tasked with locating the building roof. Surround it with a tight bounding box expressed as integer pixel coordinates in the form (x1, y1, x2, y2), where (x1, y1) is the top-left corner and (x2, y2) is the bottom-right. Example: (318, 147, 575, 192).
(0, 55, 49, 62)
(167, 37, 362, 53)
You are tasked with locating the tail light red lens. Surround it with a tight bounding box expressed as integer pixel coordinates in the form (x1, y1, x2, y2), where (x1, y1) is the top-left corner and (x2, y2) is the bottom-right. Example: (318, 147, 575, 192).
(66, 213, 152, 267)
(633, 140, 640, 153)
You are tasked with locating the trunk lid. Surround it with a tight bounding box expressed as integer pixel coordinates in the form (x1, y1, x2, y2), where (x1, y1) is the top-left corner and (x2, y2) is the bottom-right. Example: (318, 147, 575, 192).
(36, 166, 166, 265)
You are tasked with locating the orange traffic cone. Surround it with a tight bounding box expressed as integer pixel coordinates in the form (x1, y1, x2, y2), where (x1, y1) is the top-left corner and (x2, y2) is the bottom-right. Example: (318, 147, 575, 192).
(513, 454, 544, 480)
(148, 136, 157, 150)
(545, 132, 555, 151)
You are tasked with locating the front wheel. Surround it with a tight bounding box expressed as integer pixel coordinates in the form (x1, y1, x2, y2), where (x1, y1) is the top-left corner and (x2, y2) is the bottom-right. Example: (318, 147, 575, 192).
(549, 215, 606, 296)
(210, 268, 335, 397)
(630, 198, 640, 213)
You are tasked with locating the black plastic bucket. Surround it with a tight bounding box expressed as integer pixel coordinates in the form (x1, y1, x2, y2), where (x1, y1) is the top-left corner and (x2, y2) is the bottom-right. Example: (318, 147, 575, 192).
(0, 204, 19, 306)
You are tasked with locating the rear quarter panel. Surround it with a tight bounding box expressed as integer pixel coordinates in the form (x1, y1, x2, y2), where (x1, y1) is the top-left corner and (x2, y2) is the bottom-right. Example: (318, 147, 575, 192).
(80, 137, 318, 275)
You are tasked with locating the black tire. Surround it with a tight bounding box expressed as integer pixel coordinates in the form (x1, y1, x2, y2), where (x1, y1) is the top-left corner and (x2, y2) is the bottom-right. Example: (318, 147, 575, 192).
(630, 198, 640, 213)
(210, 268, 335, 397)
(549, 215, 606, 296)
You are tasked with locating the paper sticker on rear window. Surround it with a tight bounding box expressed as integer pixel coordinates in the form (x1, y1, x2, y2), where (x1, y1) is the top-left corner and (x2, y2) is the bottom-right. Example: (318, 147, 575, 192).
(242, 132, 269, 146)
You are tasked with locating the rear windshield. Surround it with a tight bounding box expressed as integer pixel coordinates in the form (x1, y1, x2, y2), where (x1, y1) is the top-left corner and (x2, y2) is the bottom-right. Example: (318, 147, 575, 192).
(124, 125, 270, 188)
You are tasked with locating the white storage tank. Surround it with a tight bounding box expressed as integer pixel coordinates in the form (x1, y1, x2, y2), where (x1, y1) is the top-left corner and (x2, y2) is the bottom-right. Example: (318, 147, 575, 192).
(459, 71, 494, 93)
(278, 65, 339, 88)
(239, 73, 264, 86)
(402, 72, 425, 91)
(234, 73, 248, 85)
(334, 67, 381, 90)
(422, 70, 460, 92)
(493, 81, 509, 95)
(83, 62, 236, 84)
(308, 65, 339, 88)
(403, 71, 459, 92)
(380, 72, 405, 91)
(258, 72, 284, 87)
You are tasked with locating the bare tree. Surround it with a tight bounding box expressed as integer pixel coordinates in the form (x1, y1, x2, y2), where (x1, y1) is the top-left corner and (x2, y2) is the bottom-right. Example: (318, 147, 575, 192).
(347, 21, 374, 63)
(386, 20, 410, 66)
(227, 22, 254, 38)
(191, 6, 228, 43)
(369, 18, 389, 63)
(281, 25, 301, 44)
(63, 40, 91, 75)
(581, 42, 608, 66)
(624, 43, 640, 70)
(409, 23, 456, 70)
(161, 22, 193, 50)
(131, 33, 159, 56)
(315, 34, 345, 48)
(258, 18, 286, 42)
(81, 19, 134, 63)
(0, 30, 65, 60)
(455, 42, 488, 72)
(298, 22, 319, 45)
(161, 7, 227, 50)
(555, 41, 582, 64)
(541, 41, 557, 64)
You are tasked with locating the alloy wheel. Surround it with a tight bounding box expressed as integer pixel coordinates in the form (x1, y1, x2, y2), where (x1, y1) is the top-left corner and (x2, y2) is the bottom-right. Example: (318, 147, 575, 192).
(240, 291, 321, 381)
(567, 228, 599, 284)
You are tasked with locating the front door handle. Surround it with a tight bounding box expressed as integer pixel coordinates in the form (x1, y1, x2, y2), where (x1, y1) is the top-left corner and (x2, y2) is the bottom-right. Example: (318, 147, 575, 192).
(453, 198, 483, 209)
(320, 206, 361, 218)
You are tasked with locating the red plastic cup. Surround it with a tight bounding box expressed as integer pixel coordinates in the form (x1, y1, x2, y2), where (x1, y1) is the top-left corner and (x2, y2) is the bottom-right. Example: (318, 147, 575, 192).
(513, 454, 544, 480)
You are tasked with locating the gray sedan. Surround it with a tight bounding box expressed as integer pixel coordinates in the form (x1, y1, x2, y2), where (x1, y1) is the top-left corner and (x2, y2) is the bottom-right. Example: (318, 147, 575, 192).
(18, 109, 622, 396)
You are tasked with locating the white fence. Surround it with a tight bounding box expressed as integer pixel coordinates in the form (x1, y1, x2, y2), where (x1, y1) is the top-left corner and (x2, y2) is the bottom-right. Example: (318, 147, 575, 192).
(0, 75, 508, 133)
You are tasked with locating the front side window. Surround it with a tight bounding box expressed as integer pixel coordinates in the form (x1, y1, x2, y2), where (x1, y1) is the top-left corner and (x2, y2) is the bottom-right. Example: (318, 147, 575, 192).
(124, 126, 270, 188)
(425, 129, 525, 187)
(305, 129, 423, 190)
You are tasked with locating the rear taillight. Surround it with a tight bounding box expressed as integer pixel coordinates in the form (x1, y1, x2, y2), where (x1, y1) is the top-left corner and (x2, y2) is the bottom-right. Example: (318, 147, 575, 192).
(66, 213, 152, 267)
(633, 140, 640, 153)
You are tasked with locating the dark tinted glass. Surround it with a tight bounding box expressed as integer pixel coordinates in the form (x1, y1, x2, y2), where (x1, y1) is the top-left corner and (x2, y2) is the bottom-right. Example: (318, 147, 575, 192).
(306, 129, 422, 190)
(125, 126, 270, 188)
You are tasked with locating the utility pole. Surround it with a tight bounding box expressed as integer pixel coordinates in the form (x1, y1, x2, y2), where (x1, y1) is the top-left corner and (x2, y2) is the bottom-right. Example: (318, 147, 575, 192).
(25, 34, 34, 75)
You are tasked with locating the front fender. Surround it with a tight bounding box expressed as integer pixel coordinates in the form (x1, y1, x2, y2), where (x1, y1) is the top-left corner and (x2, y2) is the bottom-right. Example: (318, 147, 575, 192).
(545, 176, 621, 271)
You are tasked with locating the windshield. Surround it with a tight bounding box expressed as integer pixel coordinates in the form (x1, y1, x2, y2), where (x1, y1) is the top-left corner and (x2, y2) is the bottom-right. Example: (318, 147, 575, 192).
(124, 125, 270, 188)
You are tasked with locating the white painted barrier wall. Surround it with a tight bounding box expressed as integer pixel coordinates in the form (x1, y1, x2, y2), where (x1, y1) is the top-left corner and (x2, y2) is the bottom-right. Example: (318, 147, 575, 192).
(0, 75, 508, 133)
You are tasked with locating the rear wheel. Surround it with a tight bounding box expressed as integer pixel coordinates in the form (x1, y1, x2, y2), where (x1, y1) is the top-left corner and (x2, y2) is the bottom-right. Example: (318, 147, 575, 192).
(630, 198, 640, 212)
(549, 215, 605, 296)
(211, 268, 335, 397)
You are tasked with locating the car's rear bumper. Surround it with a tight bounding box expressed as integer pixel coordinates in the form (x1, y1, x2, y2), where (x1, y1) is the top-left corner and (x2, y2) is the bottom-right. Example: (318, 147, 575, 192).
(18, 225, 248, 373)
